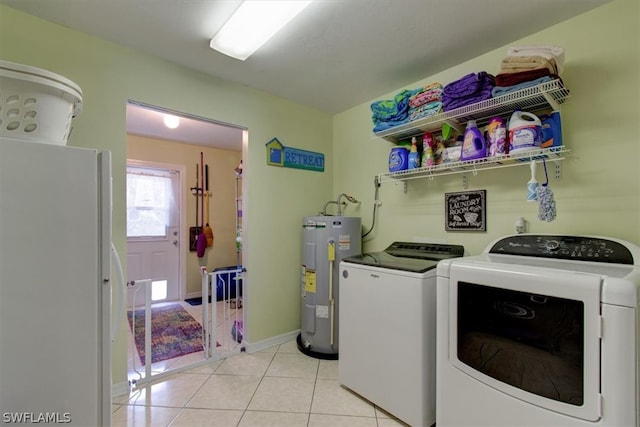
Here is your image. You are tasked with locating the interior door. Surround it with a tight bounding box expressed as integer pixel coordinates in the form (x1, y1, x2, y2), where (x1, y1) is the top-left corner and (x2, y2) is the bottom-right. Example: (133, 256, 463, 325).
(126, 163, 181, 307)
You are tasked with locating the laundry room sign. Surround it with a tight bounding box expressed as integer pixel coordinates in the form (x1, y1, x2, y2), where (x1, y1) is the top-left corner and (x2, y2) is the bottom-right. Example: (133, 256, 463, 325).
(445, 190, 486, 231)
(265, 137, 324, 172)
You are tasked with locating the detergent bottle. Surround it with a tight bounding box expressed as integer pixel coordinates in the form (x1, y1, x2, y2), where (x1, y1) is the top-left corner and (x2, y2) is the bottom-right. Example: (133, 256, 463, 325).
(421, 132, 435, 167)
(422, 144, 435, 167)
(460, 120, 487, 161)
(540, 110, 562, 148)
(486, 116, 507, 156)
(508, 111, 542, 153)
(388, 145, 409, 172)
(408, 137, 420, 169)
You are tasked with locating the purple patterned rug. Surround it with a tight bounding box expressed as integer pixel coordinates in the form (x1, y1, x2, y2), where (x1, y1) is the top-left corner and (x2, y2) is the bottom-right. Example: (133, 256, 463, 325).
(127, 303, 203, 364)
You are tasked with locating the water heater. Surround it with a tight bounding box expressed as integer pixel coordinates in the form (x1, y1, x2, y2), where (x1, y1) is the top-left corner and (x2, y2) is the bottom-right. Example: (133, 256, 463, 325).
(297, 216, 361, 359)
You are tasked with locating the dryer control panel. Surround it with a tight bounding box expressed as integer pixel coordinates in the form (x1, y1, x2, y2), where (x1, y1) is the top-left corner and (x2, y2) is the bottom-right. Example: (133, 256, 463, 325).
(489, 235, 634, 264)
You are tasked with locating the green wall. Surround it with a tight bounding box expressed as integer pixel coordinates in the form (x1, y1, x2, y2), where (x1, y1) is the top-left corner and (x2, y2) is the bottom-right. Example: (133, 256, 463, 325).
(0, 5, 334, 389)
(334, 0, 639, 256)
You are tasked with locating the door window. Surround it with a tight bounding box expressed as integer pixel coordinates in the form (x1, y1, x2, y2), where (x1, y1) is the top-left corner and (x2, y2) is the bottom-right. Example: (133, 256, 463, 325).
(126, 167, 176, 238)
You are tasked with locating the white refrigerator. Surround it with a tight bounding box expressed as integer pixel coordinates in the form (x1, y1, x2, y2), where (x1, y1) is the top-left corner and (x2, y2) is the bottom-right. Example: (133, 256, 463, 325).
(0, 137, 115, 426)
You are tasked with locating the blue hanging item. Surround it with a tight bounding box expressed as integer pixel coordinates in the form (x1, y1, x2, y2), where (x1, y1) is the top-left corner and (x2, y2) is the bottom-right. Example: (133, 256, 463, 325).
(526, 161, 538, 202)
(536, 159, 556, 222)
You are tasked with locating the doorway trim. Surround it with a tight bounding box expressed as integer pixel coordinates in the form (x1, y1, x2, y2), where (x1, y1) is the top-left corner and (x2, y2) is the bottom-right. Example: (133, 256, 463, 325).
(126, 159, 187, 301)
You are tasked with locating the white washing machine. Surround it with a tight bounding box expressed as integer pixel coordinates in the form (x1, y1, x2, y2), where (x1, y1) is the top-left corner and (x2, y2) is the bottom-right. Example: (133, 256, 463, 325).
(436, 234, 640, 426)
(339, 242, 465, 427)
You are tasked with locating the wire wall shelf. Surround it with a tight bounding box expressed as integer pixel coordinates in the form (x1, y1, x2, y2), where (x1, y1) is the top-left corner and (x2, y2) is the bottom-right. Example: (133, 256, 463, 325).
(374, 79, 571, 143)
(377, 146, 570, 188)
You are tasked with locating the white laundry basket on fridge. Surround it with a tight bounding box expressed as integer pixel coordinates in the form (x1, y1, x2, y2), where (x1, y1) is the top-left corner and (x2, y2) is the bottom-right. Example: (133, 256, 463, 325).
(0, 60, 83, 145)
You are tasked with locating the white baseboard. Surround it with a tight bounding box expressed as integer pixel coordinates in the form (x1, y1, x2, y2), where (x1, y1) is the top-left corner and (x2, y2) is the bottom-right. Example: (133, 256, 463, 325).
(243, 329, 300, 353)
(111, 381, 130, 398)
(185, 291, 202, 300)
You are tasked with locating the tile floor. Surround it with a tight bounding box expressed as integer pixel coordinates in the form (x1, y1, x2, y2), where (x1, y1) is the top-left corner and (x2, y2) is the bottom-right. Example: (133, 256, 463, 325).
(113, 339, 408, 426)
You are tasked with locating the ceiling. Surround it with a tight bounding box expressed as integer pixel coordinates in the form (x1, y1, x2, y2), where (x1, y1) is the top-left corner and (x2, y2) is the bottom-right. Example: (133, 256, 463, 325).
(2, 0, 609, 147)
(125, 101, 245, 150)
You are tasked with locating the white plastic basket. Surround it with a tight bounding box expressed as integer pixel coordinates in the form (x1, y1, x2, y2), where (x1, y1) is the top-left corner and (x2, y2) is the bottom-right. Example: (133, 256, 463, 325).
(0, 60, 83, 145)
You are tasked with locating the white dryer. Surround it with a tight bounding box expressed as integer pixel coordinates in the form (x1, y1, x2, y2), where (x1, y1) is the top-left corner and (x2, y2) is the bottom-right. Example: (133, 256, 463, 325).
(436, 234, 640, 426)
(339, 242, 465, 427)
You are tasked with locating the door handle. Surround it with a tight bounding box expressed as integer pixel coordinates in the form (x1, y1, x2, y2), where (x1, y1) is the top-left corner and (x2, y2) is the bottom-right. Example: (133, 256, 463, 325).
(173, 240, 179, 246)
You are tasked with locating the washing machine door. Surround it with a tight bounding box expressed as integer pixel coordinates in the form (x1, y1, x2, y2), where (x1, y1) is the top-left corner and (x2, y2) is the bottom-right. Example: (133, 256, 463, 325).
(447, 260, 602, 422)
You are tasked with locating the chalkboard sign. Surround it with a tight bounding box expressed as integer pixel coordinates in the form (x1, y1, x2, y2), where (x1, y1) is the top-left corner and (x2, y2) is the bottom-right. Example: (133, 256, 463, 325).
(445, 190, 486, 231)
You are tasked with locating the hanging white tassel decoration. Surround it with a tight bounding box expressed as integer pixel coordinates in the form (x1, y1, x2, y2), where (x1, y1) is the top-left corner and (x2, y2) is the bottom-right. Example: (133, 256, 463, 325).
(537, 185, 556, 221)
(537, 159, 556, 222)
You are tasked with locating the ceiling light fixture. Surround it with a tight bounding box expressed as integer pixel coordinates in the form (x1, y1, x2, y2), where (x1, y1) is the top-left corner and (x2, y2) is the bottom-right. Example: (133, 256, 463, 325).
(209, 0, 312, 61)
(163, 114, 180, 129)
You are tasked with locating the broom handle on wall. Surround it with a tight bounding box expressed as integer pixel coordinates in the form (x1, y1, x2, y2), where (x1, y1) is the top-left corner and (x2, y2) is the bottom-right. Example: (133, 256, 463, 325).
(201, 153, 204, 228)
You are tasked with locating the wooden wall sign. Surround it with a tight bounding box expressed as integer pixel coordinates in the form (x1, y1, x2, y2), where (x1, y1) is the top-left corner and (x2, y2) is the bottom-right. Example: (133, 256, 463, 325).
(265, 137, 324, 172)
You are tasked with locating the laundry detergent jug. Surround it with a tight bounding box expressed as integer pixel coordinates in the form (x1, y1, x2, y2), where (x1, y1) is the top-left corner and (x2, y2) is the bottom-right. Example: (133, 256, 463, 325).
(508, 111, 542, 153)
(388, 145, 409, 172)
(540, 110, 562, 148)
(486, 116, 507, 157)
(460, 120, 486, 161)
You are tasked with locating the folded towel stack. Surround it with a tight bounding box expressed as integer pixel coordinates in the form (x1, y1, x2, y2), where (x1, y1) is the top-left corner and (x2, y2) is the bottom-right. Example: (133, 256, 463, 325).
(500, 55, 558, 74)
(408, 82, 443, 121)
(507, 45, 565, 74)
(493, 45, 565, 97)
(442, 72, 495, 112)
(371, 89, 417, 132)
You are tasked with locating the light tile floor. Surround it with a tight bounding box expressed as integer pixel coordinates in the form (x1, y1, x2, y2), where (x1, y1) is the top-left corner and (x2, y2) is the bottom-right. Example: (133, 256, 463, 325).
(113, 339, 408, 426)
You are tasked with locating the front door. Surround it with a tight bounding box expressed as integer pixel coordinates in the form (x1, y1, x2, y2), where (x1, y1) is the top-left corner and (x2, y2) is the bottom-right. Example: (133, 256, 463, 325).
(126, 162, 181, 307)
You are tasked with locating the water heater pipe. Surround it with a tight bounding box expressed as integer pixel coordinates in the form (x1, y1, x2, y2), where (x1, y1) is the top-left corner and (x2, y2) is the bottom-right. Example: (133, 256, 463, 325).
(328, 241, 336, 346)
(321, 193, 360, 216)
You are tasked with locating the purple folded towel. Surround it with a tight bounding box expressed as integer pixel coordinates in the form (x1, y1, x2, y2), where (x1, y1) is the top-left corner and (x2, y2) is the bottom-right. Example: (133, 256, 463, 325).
(443, 72, 495, 99)
(442, 89, 493, 111)
(444, 73, 480, 98)
(442, 71, 495, 111)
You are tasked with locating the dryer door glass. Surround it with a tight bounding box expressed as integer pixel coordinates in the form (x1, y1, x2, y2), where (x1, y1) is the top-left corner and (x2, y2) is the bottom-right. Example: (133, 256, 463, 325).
(447, 262, 602, 422)
(457, 282, 583, 405)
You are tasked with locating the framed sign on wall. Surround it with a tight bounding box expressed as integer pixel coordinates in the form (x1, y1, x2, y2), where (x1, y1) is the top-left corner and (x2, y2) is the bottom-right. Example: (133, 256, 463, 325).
(445, 190, 486, 232)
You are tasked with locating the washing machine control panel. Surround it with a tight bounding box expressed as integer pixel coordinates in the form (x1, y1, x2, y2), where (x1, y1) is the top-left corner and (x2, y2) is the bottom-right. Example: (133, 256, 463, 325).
(489, 235, 634, 264)
(385, 241, 465, 260)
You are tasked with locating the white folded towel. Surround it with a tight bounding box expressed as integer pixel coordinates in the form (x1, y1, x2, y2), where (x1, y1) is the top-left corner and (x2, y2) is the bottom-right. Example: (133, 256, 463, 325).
(507, 45, 565, 74)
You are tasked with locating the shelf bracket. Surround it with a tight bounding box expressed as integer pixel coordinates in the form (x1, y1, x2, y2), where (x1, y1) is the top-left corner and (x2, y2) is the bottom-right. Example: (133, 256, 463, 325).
(542, 92, 561, 112)
(462, 173, 468, 189)
(555, 162, 562, 180)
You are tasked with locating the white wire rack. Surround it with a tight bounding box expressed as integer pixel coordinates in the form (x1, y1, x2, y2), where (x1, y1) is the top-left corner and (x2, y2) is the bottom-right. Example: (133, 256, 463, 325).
(377, 146, 569, 189)
(374, 79, 570, 142)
